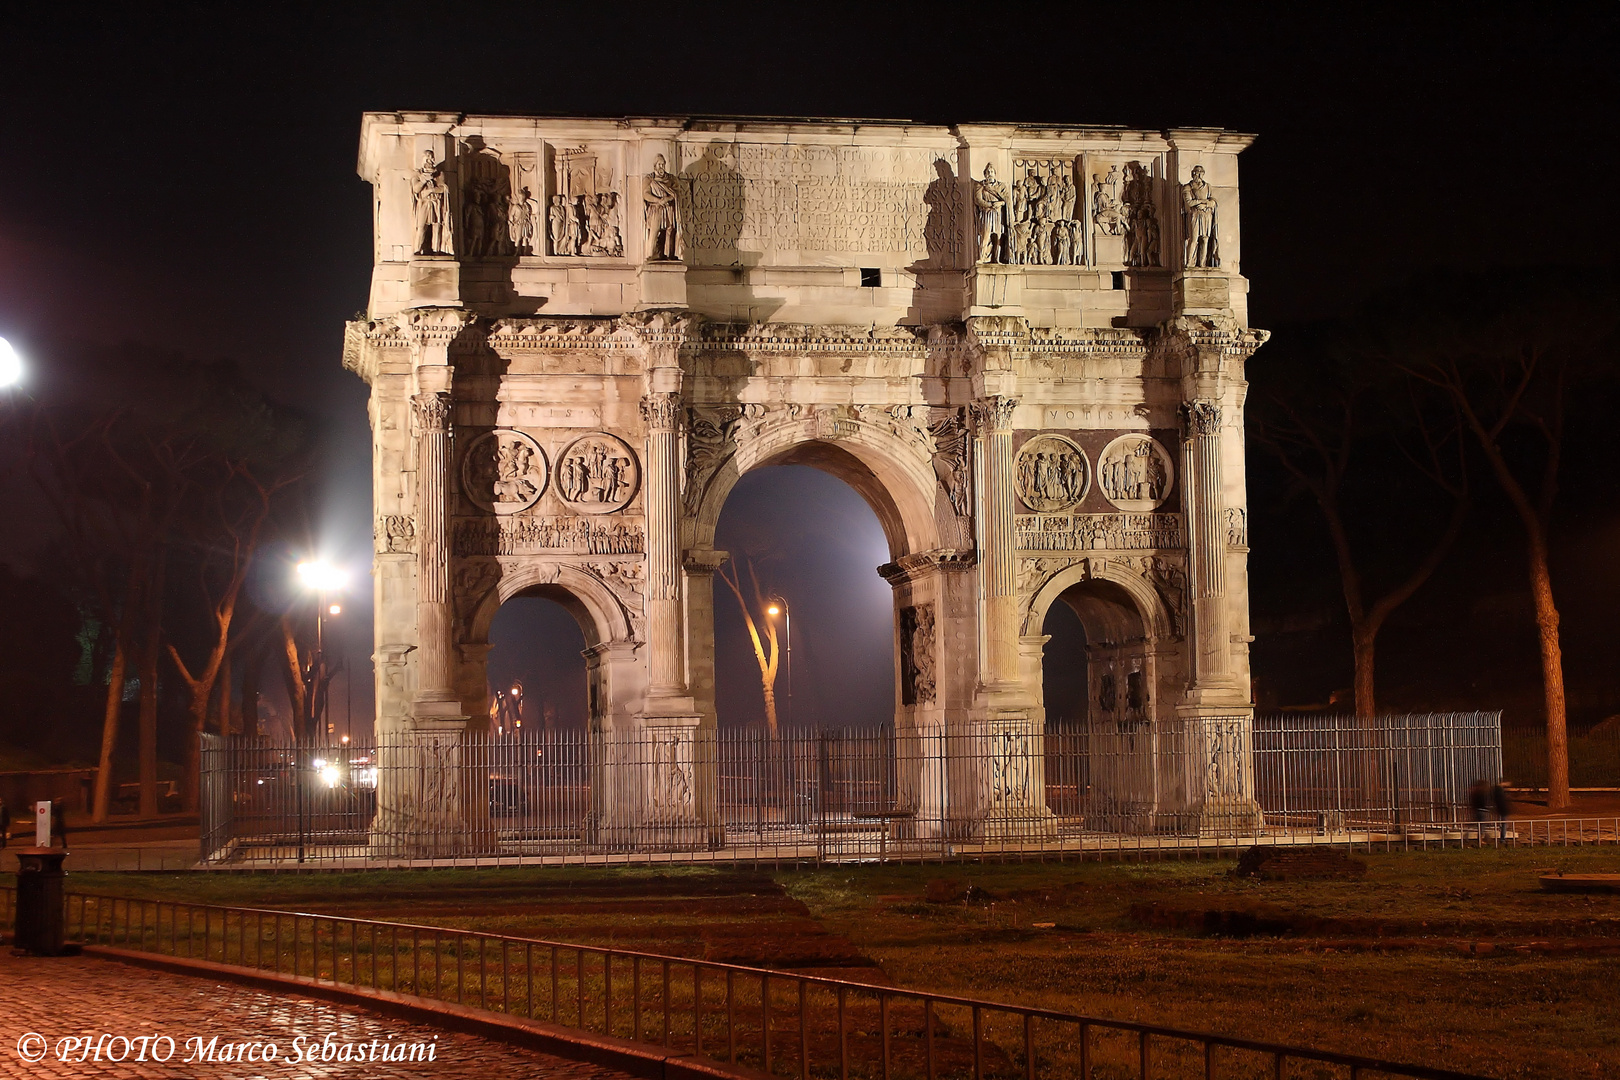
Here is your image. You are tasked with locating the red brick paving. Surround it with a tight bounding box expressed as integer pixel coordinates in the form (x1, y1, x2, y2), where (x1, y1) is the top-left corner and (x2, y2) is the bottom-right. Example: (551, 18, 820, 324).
(0, 949, 635, 1078)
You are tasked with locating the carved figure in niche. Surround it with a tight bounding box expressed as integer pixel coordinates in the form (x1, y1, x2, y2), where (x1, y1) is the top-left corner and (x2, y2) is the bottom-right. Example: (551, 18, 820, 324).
(1097, 434, 1174, 511)
(1098, 670, 1117, 715)
(1122, 161, 1160, 267)
(583, 191, 623, 256)
(899, 603, 937, 706)
(1092, 166, 1124, 236)
(410, 151, 453, 255)
(990, 729, 1032, 807)
(643, 154, 681, 261)
(1180, 164, 1220, 268)
(507, 187, 538, 255)
(974, 164, 1011, 264)
(1054, 221, 1074, 265)
(1015, 435, 1090, 512)
(556, 433, 639, 514)
(461, 430, 548, 513)
(462, 174, 493, 257)
(548, 195, 575, 256)
(379, 515, 415, 554)
(651, 735, 693, 814)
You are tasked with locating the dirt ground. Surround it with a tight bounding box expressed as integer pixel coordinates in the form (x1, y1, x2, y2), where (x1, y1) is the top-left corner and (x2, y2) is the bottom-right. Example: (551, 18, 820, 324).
(78, 846, 1620, 1078)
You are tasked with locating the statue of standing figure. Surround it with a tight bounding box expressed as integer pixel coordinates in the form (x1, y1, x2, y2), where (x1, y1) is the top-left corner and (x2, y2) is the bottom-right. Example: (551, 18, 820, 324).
(411, 151, 453, 255)
(643, 154, 681, 261)
(974, 164, 1011, 264)
(508, 186, 538, 254)
(1180, 164, 1220, 268)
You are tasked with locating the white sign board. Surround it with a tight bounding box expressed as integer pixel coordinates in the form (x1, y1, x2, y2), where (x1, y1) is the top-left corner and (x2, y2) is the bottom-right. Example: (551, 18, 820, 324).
(34, 801, 50, 847)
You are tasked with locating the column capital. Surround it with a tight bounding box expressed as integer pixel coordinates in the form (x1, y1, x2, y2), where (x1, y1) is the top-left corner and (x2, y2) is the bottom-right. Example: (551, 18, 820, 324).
(620, 310, 698, 367)
(405, 307, 474, 353)
(413, 391, 453, 434)
(1180, 399, 1222, 437)
(640, 391, 683, 433)
(970, 395, 1019, 434)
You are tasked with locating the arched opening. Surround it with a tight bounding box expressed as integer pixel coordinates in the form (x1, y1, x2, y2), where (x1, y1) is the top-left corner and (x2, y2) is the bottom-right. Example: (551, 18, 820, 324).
(1041, 578, 1160, 833)
(711, 463, 894, 731)
(485, 587, 591, 735)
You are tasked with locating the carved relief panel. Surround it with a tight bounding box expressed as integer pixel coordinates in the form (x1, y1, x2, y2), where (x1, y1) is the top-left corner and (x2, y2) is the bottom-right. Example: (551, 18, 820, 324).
(1096, 435, 1174, 511)
(1015, 434, 1090, 512)
(548, 146, 625, 258)
(461, 429, 549, 514)
(899, 603, 937, 706)
(555, 433, 640, 514)
(1089, 158, 1162, 268)
(1011, 157, 1082, 266)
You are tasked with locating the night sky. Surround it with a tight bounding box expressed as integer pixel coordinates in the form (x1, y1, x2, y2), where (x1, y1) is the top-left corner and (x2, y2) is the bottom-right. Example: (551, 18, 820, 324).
(2, 7, 1614, 733)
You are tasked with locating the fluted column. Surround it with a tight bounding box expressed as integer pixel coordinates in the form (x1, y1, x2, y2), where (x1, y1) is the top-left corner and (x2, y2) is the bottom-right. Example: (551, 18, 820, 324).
(1183, 399, 1231, 686)
(641, 390, 686, 700)
(412, 391, 458, 709)
(972, 395, 1020, 688)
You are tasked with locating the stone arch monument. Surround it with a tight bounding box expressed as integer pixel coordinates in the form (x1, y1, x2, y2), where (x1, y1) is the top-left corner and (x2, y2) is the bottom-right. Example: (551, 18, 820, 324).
(344, 114, 1269, 850)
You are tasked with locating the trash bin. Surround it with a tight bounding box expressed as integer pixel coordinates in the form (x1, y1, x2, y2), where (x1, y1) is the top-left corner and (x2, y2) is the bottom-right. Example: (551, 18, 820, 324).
(14, 848, 67, 956)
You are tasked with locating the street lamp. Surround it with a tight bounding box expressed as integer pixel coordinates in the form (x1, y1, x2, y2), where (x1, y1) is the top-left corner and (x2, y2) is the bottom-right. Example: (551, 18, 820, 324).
(0, 337, 23, 389)
(294, 559, 346, 863)
(766, 596, 792, 727)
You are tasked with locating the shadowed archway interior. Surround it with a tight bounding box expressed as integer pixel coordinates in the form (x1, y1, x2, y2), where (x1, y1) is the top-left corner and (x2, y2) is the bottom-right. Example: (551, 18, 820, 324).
(486, 589, 589, 731)
(1042, 580, 1150, 729)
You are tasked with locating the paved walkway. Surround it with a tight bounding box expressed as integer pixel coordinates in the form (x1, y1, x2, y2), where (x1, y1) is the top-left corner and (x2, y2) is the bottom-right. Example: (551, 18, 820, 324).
(0, 950, 635, 1078)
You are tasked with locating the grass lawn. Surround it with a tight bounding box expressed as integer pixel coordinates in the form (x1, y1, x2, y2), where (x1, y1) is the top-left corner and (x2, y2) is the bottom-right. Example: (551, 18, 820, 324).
(71, 847, 1620, 1078)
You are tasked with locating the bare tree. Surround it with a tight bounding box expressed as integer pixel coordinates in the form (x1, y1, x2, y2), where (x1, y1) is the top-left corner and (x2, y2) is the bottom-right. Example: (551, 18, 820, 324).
(717, 555, 782, 735)
(1392, 272, 1618, 812)
(1252, 334, 1468, 719)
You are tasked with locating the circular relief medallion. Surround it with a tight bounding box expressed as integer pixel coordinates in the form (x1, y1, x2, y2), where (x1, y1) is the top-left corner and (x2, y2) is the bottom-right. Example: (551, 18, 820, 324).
(1015, 434, 1090, 512)
(1097, 434, 1174, 511)
(555, 432, 640, 514)
(461, 429, 548, 514)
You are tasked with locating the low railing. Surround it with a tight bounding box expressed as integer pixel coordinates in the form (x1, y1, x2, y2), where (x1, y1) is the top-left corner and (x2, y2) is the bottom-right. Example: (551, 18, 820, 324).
(38, 890, 1489, 1080)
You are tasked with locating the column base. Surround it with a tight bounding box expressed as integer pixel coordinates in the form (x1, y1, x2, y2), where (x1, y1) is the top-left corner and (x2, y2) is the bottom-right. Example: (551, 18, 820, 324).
(1197, 796, 1265, 838)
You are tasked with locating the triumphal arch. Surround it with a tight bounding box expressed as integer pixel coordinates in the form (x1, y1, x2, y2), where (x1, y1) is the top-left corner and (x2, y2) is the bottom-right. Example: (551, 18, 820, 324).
(343, 113, 1269, 852)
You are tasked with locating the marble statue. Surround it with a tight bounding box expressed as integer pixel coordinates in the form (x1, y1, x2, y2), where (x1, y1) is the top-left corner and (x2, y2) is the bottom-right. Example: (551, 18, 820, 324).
(974, 164, 1011, 264)
(1181, 164, 1219, 269)
(644, 154, 680, 261)
(410, 151, 453, 255)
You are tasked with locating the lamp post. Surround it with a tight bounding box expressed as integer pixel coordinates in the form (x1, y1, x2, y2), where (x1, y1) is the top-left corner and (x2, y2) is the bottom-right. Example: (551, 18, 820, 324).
(294, 560, 346, 863)
(766, 596, 792, 728)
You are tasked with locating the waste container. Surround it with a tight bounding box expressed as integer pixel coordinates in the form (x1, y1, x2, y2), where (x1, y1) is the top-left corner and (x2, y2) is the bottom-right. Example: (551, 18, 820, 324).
(14, 848, 67, 955)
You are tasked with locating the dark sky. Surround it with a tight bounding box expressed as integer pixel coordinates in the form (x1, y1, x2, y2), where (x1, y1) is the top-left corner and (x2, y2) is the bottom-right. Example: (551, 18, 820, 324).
(1, 6, 1614, 731)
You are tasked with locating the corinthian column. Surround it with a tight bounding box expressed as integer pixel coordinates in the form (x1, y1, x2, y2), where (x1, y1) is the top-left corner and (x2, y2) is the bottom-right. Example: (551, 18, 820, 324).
(972, 395, 1020, 689)
(641, 389, 686, 700)
(412, 390, 461, 716)
(1182, 399, 1231, 688)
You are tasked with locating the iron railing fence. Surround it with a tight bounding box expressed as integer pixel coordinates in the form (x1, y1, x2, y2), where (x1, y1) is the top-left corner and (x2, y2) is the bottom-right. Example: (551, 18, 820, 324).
(23, 889, 1489, 1080)
(1502, 723, 1620, 789)
(1253, 712, 1503, 831)
(199, 713, 1504, 866)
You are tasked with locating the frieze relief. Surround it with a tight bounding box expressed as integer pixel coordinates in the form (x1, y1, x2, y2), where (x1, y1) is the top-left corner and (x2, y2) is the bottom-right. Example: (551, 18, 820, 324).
(453, 516, 645, 557)
(1225, 507, 1248, 548)
(899, 603, 937, 706)
(1016, 512, 1184, 551)
(1091, 161, 1161, 267)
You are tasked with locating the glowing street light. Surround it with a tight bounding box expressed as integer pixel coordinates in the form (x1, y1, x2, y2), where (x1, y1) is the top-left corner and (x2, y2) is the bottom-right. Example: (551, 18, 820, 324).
(0, 337, 22, 389)
(293, 558, 348, 864)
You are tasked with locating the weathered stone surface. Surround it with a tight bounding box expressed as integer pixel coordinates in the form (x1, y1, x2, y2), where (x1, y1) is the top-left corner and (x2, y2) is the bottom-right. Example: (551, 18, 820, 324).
(349, 113, 1269, 849)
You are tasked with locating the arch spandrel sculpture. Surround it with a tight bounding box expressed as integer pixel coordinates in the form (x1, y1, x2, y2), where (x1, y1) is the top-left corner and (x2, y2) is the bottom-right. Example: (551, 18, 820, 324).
(345, 115, 1270, 851)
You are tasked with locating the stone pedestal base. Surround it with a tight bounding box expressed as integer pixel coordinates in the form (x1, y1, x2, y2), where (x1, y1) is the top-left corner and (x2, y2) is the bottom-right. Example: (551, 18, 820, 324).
(637, 263, 688, 309)
(370, 719, 466, 859)
(1173, 270, 1230, 316)
(407, 258, 462, 307)
(969, 265, 1024, 315)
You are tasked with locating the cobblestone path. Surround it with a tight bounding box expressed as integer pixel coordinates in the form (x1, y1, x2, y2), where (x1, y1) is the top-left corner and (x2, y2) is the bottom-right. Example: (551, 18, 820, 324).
(0, 950, 637, 1078)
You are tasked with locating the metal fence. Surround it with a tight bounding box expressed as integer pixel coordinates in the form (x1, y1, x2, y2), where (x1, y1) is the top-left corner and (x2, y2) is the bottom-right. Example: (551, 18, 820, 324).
(34, 889, 1488, 1080)
(199, 712, 1503, 866)
(1502, 723, 1620, 789)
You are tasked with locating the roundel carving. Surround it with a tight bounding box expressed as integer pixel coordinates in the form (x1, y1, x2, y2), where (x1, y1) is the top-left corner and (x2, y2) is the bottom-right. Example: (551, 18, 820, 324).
(1015, 434, 1090, 512)
(555, 432, 640, 514)
(1097, 434, 1174, 511)
(461, 429, 548, 514)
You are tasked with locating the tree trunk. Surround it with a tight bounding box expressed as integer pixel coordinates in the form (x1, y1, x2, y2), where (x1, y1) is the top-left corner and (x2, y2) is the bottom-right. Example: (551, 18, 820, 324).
(92, 640, 128, 823)
(278, 616, 306, 740)
(762, 684, 779, 738)
(1525, 532, 1569, 811)
(1350, 628, 1377, 721)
